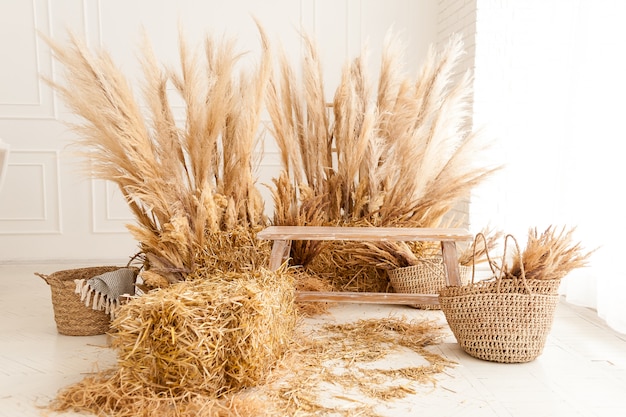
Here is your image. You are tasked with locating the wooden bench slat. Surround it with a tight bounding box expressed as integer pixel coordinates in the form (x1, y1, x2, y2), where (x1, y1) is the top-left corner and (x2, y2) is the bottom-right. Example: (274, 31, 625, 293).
(257, 226, 472, 242)
(296, 291, 439, 305)
(258, 225, 470, 305)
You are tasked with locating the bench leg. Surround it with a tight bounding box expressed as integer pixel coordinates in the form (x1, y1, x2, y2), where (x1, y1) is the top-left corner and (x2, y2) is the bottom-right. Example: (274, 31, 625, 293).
(269, 239, 291, 271)
(441, 241, 461, 286)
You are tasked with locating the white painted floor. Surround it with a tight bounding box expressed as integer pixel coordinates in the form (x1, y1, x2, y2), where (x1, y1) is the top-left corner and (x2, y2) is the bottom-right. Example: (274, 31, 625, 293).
(2, 262, 626, 417)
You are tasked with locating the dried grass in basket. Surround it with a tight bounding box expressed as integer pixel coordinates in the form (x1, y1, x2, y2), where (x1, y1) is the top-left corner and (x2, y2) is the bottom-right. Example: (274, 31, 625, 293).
(36, 266, 122, 336)
(388, 257, 471, 310)
(458, 231, 563, 296)
(439, 234, 559, 363)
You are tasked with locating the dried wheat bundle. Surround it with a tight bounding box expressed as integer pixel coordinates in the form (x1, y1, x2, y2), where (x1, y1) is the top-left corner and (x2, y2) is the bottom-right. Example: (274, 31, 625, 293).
(506, 225, 595, 281)
(51, 268, 296, 417)
(267, 31, 500, 288)
(44, 25, 270, 283)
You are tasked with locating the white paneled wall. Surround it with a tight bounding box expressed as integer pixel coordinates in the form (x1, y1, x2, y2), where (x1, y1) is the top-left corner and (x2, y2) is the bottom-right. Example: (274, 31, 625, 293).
(0, 0, 441, 262)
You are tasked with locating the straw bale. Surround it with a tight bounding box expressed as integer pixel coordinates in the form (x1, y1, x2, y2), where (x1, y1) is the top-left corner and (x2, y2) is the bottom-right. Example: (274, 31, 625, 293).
(50, 267, 296, 417)
(113, 268, 296, 396)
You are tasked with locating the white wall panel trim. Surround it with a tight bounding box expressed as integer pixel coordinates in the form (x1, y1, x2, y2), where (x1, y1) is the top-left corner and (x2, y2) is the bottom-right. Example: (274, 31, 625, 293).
(90, 178, 133, 234)
(0, 149, 62, 234)
(0, 0, 56, 119)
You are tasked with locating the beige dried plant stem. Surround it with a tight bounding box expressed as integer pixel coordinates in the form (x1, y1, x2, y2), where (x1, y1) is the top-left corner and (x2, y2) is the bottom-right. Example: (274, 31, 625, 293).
(44, 26, 270, 282)
(268, 31, 501, 283)
(507, 225, 595, 281)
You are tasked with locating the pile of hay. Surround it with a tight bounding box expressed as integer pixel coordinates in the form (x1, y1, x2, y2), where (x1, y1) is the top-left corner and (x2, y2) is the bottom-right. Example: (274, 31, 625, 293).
(51, 268, 297, 416)
(50, 280, 454, 417)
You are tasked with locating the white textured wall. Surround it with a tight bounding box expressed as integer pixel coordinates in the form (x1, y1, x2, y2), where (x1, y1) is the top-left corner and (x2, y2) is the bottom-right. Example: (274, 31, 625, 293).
(434, 0, 479, 227)
(469, 0, 581, 237)
(0, 0, 439, 262)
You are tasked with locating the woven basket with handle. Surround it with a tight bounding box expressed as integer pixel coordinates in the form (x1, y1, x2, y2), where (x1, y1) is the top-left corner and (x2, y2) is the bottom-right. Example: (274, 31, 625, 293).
(388, 256, 471, 310)
(439, 234, 559, 363)
(36, 266, 121, 336)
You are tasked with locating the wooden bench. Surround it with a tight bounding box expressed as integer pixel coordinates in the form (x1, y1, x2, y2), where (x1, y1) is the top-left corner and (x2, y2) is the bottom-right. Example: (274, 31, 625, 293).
(257, 226, 473, 306)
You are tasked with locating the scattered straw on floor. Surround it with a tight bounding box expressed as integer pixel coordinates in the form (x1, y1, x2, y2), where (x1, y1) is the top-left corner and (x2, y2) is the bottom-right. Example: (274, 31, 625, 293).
(263, 316, 456, 416)
(50, 275, 453, 417)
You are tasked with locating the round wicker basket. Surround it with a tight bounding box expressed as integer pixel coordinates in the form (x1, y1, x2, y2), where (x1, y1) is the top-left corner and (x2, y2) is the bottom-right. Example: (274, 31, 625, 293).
(438, 234, 561, 363)
(439, 277, 559, 363)
(36, 266, 121, 336)
(388, 257, 471, 310)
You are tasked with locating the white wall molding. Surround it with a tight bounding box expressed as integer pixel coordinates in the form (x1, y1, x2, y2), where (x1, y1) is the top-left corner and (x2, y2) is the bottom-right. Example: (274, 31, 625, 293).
(0, 0, 56, 119)
(0, 149, 61, 234)
(90, 178, 133, 234)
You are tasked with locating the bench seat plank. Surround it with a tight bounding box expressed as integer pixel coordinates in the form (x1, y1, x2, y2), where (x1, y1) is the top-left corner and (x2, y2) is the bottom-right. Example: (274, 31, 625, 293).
(257, 226, 472, 242)
(296, 291, 439, 305)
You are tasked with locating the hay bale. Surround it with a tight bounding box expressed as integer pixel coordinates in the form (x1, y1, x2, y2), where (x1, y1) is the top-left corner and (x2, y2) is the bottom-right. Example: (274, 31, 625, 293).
(111, 268, 296, 397)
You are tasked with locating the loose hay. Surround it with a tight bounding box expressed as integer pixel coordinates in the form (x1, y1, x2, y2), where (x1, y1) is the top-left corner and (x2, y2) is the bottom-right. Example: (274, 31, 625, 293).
(51, 310, 452, 417)
(264, 316, 456, 416)
(52, 268, 296, 417)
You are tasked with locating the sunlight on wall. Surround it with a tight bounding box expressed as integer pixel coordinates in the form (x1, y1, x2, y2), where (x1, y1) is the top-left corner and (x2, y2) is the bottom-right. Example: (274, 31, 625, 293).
(469, 0, 626, 333)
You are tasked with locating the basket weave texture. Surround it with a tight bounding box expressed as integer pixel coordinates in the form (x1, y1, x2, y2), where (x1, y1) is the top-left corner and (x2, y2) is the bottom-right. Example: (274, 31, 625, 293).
(388, 257, 471, 310)
(438, 234, 560, 363)
(439, 279, 559, 363)
(37, 266, 121, 336)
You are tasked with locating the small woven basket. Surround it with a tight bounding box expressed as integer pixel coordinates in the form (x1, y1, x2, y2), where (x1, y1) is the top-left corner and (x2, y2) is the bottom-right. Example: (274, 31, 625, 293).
(388, 257, 471, 310)
(439, 234, 559, 363)
(36, 266, 121, 336)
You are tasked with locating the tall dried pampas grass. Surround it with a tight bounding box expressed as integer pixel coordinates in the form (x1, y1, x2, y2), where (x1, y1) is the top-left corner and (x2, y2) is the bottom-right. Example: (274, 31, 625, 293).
(44, 25, 271, 283)
(267, 32, 500, 289)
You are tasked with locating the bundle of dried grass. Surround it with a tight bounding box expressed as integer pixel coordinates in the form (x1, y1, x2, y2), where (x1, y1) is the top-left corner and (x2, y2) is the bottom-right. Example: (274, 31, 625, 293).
(506, 225, 595, 281)
(267, 32, 499, 291)
(44, 24, 271, 284)
(51, 268, 296, 417)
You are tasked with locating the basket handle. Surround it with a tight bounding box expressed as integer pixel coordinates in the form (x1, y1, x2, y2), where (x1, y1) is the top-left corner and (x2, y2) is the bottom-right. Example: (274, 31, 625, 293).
(126, 251, 145, 270)
(470, 232, 497, 284)
(35, 272, 56, 286)
(497, 234, 531, 295)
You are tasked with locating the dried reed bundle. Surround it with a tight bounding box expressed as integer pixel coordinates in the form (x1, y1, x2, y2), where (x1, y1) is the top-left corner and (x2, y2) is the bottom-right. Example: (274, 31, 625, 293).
(266, 32, 333, 266)
(51, 268, 296, 417)
(267, 31, 500, 288)
(506, 226, 595, 281)
(44, 25, 270, 283)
